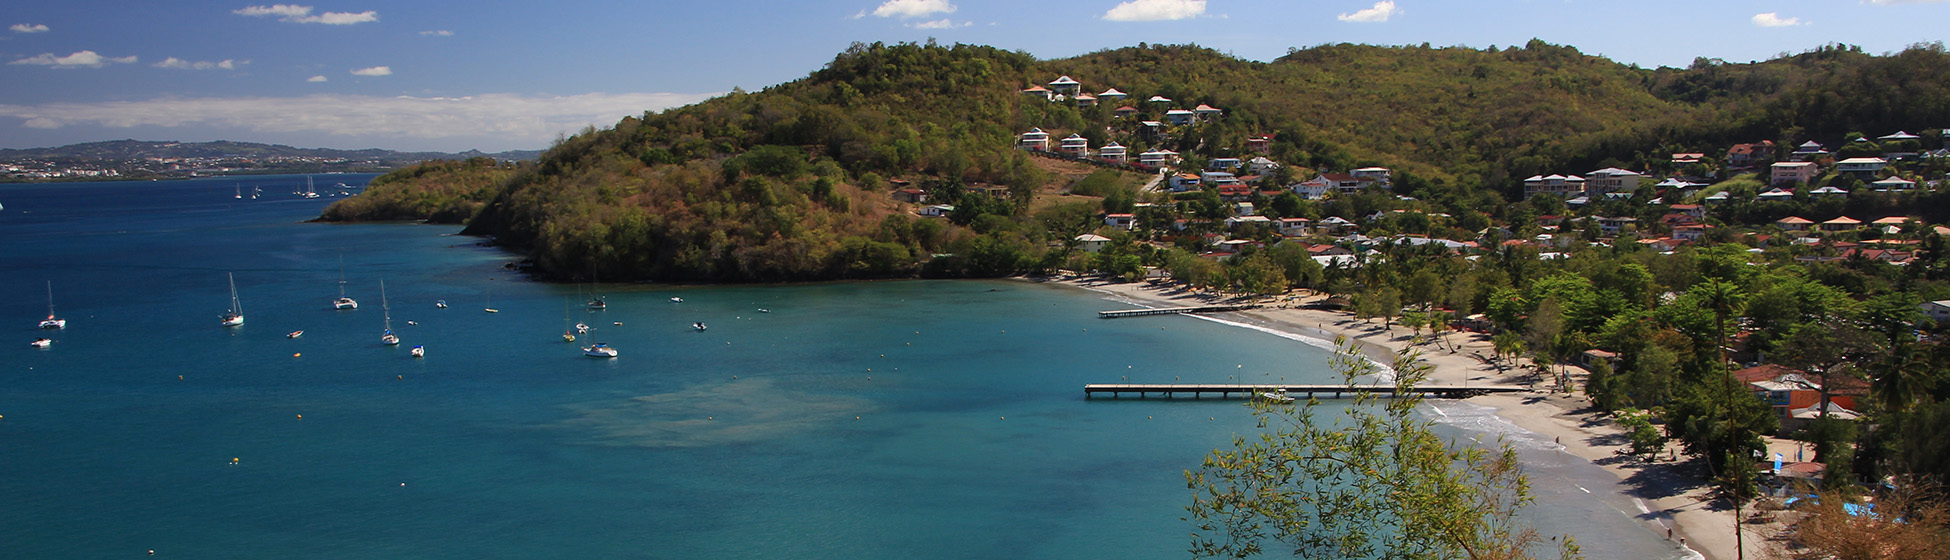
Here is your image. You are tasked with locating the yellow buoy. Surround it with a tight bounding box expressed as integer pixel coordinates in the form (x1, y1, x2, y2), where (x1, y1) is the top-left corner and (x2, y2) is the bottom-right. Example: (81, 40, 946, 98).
(296, 414, 302, 420)
(293, 353, 301, 357)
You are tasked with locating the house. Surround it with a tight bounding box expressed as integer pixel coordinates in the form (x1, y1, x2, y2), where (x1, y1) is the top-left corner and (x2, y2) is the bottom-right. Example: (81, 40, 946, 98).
(1820, 216, 1861, 232)
(1164, 109, 1196, 126)
(1075, 233, 1110, 253)
(1104, 213, 1136, 230)
(1704, 191, 1732, 204)
(1307, 243, 1353, 257)
(1112, 106, 1138, 118)
(919, 204, 954, 217)
(1871, 176, 1916, 191)
(1277, 218, 1312, 237)
(1836, 157, 1887, 177)
(891, 188, 928, 204)
(1020, 86, 1053, 100)
(1879, 131, 1922, 158)
(1169, 173, 1201, 191)
(1317, 173, 1371, 194)
(1248, 157, 1281, 176)
(1097, 142, 1127, 163)
(1595, 216, 1638, 234)
(1245, 135, 1272, 154)
(1727, 141, 1775, 168)
(1774, 216, 1814, 231)
(1350, 167, 1392, 187)
(1316, 216, 1357, 235)
(1097, 88, 1127, 102)
(1791, 141, 1827, 161)
(1288, 178, 1331, 199)
(1058, 134, 1089, 157)
(1137, 121, 1164, 139)
(1920, 300, 1950, 323)
(1193, 104, 1222, 121)
(1770, 161, 1818, 185)
(1047, 75, 1082, 96)
(1208, 158, 1242, 171)
(1672, 224, 1709, 241)
(1017, 128, 1050, 150)
(1204, 172, 1242, 187)
(1669, 204, 1705, 220)
(1137, 149, 1178, 167)
(1584, 168, 1645, 196)
(1073, 93, 1097, 106)
(1757, 187, 1795, 201)
(1145, 95, 1172, 105)
(1522, 174, 1586, 199)
(1226, 215, 1272, 229)
(1809, 186, 1849, 198)
(1671, 153, 1705, 165)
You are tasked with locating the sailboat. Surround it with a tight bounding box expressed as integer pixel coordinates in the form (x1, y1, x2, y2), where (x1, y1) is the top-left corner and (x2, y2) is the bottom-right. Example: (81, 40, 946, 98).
(379, 280, 400, 345)
(582, 342, 618, 358)
(587, 269, 607, 310)
(333, 255, 358, 310)
(484, 291, 498, 313)
(303, 176, 320, 199)
(411, 345, 425, 358)
(39, 281, 65, 329)
(251, 186, 261, 200)
(220, 273, 244, 327)
(234, 184, 243, 199)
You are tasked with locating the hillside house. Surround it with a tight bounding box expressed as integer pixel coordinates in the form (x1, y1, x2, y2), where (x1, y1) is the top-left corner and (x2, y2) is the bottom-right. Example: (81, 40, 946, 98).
(1248, 157, 1280, 176)
(1245, 135, 1272, 153)
(1791, 141, 1828, 161)
(1073, 93, 1097, 106)
(1669, 204, 1705, 220)
(891, 188, 927, 204)
(1757, 187, 1795, 201)
(1164, 109, 1196, 126)
(1075, 233, 1109, 253)
(1058, 134, 1089, 157)
(1104, 213, 1135, 230)
(1017, 128, 1050, 151)
(1774, 216, 1813, 231)
(1584, 168, 1644, 196)
(1879, 131, 1922, 159)
(1350, 167, 1392, 187)
(1704, 191, 1732, 204)
(1820, 216, 1861, 232)
(1098, 142, 1127, 163)
(1169, 173, 1201, 191)
(1208, 158, 1242, 171)
(1137, 121, 1164, 139)
(1317, 173, 1370, 194)
(1097, 88, 1127, 102)
(1595, 216, 1638, 234)
(919, 204, 953, 217)
(1770, 161, 1818, 185)
(1523, 174, 1587, 199)
(1921, 300, 1950, 323)
(1203, 172, 1242, 186)
(1673, 224, 1709, 241)
(1146, 95, 1172, 105)
(1809, 186, 1849, 198)
(1727, 141, 1775, 168)
(1112, 106, 1138, 118)
(1047, 76, 1081, 96)
(1193, 104, 1222, 121)
(1020, 86, 1053, 101)
(1836, 157, 1887, 177)
(1137, 149, 1178, 167)
(1277, 218, 1312, 237)
(1671, 153, 1705, 165)
(1289, 178, 1331, 199)
(1872, 176, 1916, 191)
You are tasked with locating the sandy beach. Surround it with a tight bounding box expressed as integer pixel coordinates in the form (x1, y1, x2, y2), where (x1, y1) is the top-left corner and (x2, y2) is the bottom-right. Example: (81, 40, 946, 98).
(1043, 275, 1776, 560)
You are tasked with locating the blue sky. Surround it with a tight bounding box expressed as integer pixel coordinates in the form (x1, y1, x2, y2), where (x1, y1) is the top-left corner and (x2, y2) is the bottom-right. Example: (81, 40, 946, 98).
(3, 0, 1946, 153)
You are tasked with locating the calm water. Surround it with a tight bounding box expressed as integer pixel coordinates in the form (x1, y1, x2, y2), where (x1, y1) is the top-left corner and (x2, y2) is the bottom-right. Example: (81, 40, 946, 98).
(1, 176, 1683, 559)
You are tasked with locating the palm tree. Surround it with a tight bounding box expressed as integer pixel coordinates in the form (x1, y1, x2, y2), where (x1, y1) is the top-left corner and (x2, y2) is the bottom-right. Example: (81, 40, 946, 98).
(1874, 343, 1933, 412)
(1696, 278, 1746, 366)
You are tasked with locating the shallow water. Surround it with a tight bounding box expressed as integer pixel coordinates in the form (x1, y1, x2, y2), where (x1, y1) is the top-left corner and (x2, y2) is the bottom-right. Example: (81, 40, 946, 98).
(2, 176, 1682, 559)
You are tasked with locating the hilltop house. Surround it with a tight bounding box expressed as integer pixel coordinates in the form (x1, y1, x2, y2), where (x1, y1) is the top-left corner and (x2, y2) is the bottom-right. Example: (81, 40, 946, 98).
(1047, 76, 1081, 96)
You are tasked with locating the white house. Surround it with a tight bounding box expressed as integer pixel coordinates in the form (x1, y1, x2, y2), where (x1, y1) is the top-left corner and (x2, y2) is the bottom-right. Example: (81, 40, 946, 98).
(1872, 176, 1916, 191)
(1020, 86, 1053, 100)
(1047, 76, 1082, 96)
(1201, 171, 1240, 186)
(1248, 157, 1281, 176)
(1098, 142, 1127, 163)
(1164, 109, 1196, 126)
(1523, 174, 1586, 199)
(1289, 178, 1331, 199)
(1921, 300, 1950, 323)
(1809, 186, 1849, 197)
(1075, 233, 1110, 253)
(1104, 213, 1135, 230)
(1583, 168, 1644, 196)
(1137, 149, 1178, 167)
(1350, 167, 1392, 186)
(1018, 128, 1050, 151)
(1836, 157, 1888, 177)
(1791, 141, 1828, 161)
(1058, 134, 1089, 157)
(1146, 95, 1172, 105)
(1097, 88, 1127, 101)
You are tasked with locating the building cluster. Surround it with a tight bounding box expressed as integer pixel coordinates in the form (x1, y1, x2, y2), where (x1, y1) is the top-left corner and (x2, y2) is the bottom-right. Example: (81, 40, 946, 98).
(2, 154, 381, 180)
(1016, 75, 1228, 168)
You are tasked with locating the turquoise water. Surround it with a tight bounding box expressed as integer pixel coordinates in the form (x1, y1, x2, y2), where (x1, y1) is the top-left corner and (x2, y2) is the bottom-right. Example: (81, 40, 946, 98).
(2, 176, 1683, 559)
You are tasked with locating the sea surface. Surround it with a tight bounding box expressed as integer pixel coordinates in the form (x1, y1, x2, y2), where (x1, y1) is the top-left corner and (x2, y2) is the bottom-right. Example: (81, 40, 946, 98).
(1, 175, 1686, 559)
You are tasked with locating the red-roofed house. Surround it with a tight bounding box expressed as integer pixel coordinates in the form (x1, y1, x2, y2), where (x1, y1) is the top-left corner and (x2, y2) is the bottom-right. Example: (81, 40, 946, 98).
(891, 188, 928, 204)
(1727, 141, 1775, 169)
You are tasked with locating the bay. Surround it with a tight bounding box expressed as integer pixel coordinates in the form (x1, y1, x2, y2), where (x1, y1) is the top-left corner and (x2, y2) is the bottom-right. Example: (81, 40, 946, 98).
(1, 175, 1680, 559)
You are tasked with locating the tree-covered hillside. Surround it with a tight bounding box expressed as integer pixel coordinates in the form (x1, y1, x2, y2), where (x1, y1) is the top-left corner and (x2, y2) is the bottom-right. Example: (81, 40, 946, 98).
(321, 40, 1950, 282)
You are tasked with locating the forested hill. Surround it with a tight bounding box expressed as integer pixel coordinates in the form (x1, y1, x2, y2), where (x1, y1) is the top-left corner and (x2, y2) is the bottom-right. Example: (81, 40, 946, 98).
(320, 40, 1950, 282)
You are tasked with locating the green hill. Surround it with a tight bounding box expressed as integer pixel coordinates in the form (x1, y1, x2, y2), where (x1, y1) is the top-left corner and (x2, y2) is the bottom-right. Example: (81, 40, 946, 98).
(320, 40, 1950, 282)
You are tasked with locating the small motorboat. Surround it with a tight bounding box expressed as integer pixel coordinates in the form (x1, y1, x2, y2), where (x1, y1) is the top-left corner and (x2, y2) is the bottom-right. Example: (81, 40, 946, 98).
(669, 297, 683, 303)
(406, 321, 418, 326)
(287, 330, 303, 339)
(612, 321, 622, 326)
(381, 330, 400, 346)
(30, 337, 51, 348)
(583, 343, 618, 358)
(1256, 389, 1294, 404)
(575, 323, 590, 334)
(435, 300, 448, 309)
(410, 345, 425, 358)
(563, 331, 577, 342)
(691, 322, 707, 332)
(757, 309, 770, 313)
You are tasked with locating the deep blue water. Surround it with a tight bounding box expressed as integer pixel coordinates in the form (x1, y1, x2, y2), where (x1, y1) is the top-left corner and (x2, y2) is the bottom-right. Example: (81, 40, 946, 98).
(1, 175, 1684, 559)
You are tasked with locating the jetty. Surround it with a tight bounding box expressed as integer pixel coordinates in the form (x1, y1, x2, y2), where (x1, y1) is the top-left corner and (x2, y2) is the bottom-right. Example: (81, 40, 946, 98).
(1098, 304, 1259, 318)
(1083, 384, 1527, 400)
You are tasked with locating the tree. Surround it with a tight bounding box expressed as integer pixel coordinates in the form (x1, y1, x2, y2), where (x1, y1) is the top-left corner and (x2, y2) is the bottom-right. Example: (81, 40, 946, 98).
(1186, 339, 1580, 560)
(1615, 408, 1667, 461)
(1695, 278, 1746, 366)
(1789, 479, 1950, 560)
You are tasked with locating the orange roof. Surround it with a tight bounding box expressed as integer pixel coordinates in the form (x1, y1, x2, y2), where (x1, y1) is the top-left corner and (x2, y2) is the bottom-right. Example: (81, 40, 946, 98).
(1733, 364, 1803, 383)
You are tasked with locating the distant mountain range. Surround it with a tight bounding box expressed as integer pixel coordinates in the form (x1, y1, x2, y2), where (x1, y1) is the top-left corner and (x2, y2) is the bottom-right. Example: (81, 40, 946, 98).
(0, 139, 543, 163)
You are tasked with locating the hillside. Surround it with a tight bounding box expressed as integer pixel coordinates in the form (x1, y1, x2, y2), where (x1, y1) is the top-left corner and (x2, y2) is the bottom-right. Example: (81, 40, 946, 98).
(320, 40, 1950, 282)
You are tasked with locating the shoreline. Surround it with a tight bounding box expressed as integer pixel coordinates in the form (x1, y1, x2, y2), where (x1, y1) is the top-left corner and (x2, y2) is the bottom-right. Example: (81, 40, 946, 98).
(1038, 275, 1764, 560)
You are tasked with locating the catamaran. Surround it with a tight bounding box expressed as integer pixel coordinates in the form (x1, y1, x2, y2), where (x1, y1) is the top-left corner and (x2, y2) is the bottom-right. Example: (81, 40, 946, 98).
(379, 280, 399, 345)
(39, 281, 65, 329)
(334, 255, 358, 310)
(220, 273, 244, 327)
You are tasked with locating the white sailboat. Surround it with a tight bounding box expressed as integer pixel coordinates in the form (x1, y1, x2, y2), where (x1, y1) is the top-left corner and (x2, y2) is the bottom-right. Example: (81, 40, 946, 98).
(587, 269, 606, 310)
(411, 345, 425, 358)
(380, 280, 400, 345)
(334, 255, 358, 310)
(220, 273, 244, 327)
(582, 342, 618, 358)
(39, 281, 66, 329)
(303, 176, 320, 199)
(234, 184, 243, 199)
(484, 291, 498, 313)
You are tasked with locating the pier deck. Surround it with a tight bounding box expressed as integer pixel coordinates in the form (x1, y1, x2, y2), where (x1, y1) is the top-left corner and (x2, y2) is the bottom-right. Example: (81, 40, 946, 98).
(1083, 384, 1527, 400)
(1097, 304, 1259, 318)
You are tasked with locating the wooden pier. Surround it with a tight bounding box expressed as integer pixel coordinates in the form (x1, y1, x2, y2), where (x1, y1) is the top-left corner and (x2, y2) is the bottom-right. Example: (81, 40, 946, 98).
(1083, 384, 1527, 400)
(1098, 304, 1260, 318)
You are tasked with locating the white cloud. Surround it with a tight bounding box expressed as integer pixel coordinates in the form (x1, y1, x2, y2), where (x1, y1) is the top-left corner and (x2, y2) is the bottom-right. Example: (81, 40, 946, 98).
(233, 4, 378, 25)
(908, 19, 970, 29)
(307, 75, 329, 82)
(1337, 1, 1399, 23)
(350, 66, 392, 76)
(10, 23, 50, 33)
(154, 57, 243, 70)
(10, 50, 138, 68)
(0, 92, 720, 145)
(1751, 12, 1807, 27)
(1103, 0, 1206, 22)
(870, 0, 956, 19)
(419, 29, 453, 36)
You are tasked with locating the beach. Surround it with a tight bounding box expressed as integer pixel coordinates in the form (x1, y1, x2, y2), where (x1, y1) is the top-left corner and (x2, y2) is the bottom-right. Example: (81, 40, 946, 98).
(1046, 275, 1774, 560)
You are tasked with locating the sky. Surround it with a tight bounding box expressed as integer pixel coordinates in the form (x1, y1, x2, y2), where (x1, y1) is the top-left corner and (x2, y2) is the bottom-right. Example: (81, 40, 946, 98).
(3, 0, 1947, 153)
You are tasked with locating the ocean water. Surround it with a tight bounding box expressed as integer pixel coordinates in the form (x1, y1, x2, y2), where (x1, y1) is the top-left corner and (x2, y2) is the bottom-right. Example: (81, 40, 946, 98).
(1, 176, 1684, 559)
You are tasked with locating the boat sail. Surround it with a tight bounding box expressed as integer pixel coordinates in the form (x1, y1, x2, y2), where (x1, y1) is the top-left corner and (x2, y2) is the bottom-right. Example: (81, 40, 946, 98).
(380, 279, 399, 345)
(303, 176, 320, 199)
(40, 281, 66, 329)
(220, 273, 244, 327)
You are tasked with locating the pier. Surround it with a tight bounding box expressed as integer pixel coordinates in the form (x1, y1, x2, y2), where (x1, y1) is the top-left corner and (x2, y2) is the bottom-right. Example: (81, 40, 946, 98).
(1082, 384, 1527, 400)
(1097, 304, 1259, 318)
